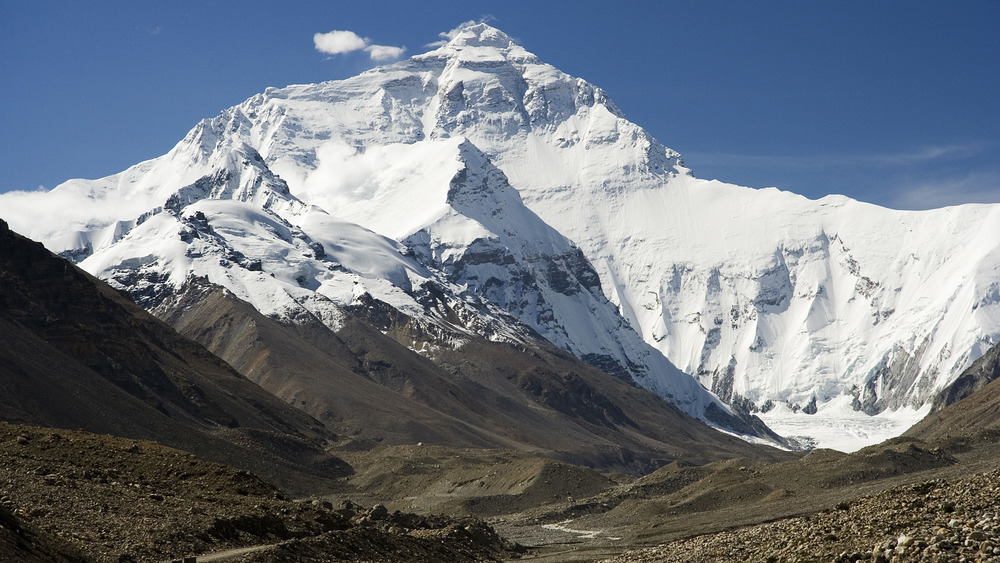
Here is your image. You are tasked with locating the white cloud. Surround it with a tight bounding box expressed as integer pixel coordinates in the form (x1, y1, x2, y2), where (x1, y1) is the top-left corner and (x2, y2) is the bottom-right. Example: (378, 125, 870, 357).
(314, 30, 369, 55)
(0, 183, 155, 246)
(365, 44, 407, 61)
(314, 29, 406, 61)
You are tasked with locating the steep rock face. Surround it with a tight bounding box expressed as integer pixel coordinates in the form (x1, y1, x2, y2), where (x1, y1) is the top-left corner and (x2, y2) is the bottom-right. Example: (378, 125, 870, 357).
(303, 137, 719, 414)
(904, 340, 1000, 452)
(612, 192, 1000, 415)
(931, 340, 1000, 410)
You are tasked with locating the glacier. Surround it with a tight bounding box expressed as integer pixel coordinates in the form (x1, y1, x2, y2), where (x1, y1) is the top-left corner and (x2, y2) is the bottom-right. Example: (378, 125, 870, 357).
(2, 23, 999, 450)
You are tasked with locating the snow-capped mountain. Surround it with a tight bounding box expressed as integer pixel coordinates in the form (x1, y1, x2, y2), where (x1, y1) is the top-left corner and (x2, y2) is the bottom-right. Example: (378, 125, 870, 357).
(0, 24, 757, 438)
(3, 23, 998, 449)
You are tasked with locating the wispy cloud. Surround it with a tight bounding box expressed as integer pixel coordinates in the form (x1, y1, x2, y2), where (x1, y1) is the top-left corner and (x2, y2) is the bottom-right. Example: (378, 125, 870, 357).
(133, 25, 163, 37)
(859, 144, 988, 166)
(888, 171, 1000, 210)
(685, 143, 1000, 209)
(425, 16, 496, 48)
(688, 143, 990, 171)
(313, 29, 406, 61)
(0, 183, 156, 243)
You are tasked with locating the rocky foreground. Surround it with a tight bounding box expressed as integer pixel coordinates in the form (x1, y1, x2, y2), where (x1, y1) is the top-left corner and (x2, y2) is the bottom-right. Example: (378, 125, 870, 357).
(4, 412, 1000, 563)
(0, 423, 518, 563)
(601, 468, 1000, 563)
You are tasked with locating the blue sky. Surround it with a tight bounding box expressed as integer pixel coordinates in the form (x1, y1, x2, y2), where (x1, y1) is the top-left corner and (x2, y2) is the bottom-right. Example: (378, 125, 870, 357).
(1, 1, 997, 209)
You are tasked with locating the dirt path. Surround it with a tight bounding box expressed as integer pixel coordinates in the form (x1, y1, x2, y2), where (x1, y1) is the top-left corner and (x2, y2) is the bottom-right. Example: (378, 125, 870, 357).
(163, 544, 274, 563)
(509, 544, 626, 562)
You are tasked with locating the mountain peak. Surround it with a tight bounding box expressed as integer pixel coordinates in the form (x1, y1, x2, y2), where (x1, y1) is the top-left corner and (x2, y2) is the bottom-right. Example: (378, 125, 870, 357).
(9, 20, 1000, 451)
(419, 23, 536, 65)
(446, 138, 520, 210)
(445, 23, 517, 50)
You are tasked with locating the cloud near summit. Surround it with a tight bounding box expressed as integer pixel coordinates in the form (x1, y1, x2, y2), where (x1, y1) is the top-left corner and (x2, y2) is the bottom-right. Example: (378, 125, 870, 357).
(425, 17, 496, 48)
(313, 29, 405, 61)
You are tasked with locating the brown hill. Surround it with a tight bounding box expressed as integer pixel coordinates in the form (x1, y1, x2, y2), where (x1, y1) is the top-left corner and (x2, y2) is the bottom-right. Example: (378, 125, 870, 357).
(155, 277, 795, 475)
(0, 219, 344, 493)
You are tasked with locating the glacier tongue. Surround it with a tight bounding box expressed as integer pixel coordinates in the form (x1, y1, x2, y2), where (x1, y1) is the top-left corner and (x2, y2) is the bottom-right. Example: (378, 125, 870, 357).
(3, 22, 1000, 449)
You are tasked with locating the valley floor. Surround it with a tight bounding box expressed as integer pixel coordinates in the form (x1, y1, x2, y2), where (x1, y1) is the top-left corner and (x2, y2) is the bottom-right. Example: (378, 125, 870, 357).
(3, 410, 1000, 563)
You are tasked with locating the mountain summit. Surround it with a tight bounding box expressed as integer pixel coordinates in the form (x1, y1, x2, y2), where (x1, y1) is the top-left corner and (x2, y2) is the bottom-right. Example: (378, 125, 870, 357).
(2, 23, 998, 449)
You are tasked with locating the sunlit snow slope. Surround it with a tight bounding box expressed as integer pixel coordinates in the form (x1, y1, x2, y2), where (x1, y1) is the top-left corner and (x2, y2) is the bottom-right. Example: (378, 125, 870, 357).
(3, 23, 999, 449)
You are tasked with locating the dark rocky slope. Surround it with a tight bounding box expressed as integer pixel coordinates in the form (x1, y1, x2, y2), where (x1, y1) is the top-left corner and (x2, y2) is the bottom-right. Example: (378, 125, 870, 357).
(904, 345, 1000, 460)
(0, 504, 88, 563)
(929, 337, 1000, 411)
(0, 219, 344, 493)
